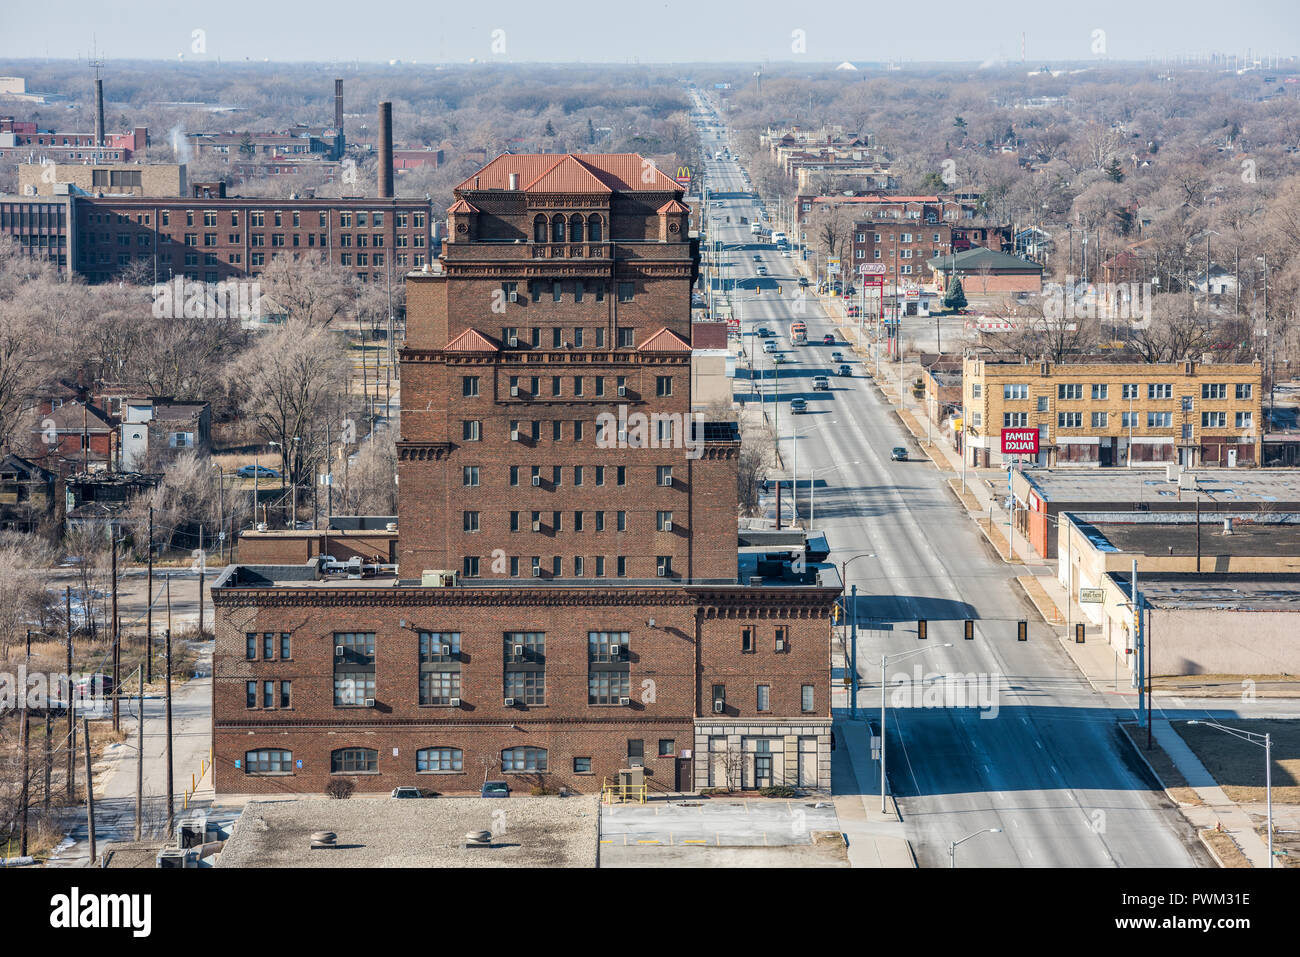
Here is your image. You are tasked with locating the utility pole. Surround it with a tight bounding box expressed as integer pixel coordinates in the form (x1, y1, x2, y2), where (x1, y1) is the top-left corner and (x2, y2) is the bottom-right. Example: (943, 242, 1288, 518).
(198, 525, 205, 638)
(111, 536, 119, 731)
(849, 584, 858, 719)
(66, 586, 75, 799)
(165, 629, 175, 826)
(20, 630, 31, 856)
(135, 665, 143, 841)
(83, 717, 96, 865)
(165, 571, 172, 637)
(44, 706, 53, 811)
(146, 505, 153, 683)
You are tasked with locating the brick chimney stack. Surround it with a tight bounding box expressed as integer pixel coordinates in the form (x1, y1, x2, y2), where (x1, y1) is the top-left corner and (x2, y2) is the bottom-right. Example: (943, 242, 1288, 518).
(377, 101, 394, 198)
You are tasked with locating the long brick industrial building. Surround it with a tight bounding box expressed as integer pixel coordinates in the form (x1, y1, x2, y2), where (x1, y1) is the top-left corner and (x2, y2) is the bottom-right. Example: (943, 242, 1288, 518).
(210, 153, 840, 796)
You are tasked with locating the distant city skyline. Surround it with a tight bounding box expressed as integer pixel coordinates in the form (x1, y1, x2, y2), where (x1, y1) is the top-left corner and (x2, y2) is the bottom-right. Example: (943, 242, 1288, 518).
(4, 0, 1299, 65)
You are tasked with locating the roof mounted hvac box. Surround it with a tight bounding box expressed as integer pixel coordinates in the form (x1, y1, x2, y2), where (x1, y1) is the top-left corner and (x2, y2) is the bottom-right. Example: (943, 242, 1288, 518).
(422, 569, 457, 588)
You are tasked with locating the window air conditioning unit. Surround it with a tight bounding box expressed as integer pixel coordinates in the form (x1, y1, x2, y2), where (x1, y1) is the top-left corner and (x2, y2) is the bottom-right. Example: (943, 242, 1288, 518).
(449, 697, 461, 707)
(531, 476, 541, 486)
(609, 644, 621, 658)
(504, 697, 516, 707)
(531, 566, 541, 577)
(510, 385, 520, 396)
(509, 336, 519, 347)
(617, 385, 627, 396)
(511, 429, 520, 441)
(335, 645, 345, 656)
(531, 520, 541, 531)
(656, 564, 668, 578)
(514, 644, 525, 657)
(364, 698, 376, 708)
(713, 699, 725, 714)
(663, 520, 673, 532)
(617, 430, 628, 443)
(507, 290, 518, 302)
(776, 639, 786, 652)
(440, 644, 451, 656)
(619, 697, 631, 706)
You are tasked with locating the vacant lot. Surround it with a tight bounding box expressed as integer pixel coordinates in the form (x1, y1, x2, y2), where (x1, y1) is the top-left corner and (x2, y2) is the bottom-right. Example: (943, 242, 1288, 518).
(1173, 719, 1300, 804)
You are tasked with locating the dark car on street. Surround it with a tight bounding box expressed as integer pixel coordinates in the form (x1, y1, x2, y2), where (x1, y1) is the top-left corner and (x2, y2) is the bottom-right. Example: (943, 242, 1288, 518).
(890, 447, 909, 461)
(838, 364, 853, 377)
(481, 781, 510, 798)
(822, 334, 835, 344)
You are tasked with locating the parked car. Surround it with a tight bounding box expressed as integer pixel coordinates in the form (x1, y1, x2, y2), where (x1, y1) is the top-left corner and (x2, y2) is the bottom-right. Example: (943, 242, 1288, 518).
(812, 376, 830, 391)
(481, 781, 510, 798)
(830, 351, 844, 362)
(390, 787, 427, 799)
(838, 364, 853, 377)
(890, 447, 909, 461)
(74, 674, 115, 699)
(237, 464, 280, 479)
(791, 398, 808, 414)
(822, 334, 835, 345)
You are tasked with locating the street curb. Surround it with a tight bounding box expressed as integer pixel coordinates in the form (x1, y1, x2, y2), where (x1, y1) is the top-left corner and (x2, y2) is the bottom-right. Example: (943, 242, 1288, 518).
(1117, 722, 1225, 866)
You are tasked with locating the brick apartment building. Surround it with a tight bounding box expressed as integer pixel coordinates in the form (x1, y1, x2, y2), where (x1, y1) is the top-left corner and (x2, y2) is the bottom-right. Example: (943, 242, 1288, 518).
(0, 195, 74, 273)
(210, 153, 839, 796)
(0, 117, 147, 162)
(72, 192, 432, 284)
(962, 356, 1264, 468)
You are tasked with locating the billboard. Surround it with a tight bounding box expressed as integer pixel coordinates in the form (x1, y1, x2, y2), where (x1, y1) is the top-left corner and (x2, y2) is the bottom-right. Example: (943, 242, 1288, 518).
(859, 263, 886, 275)
(1001, 428, 1039, 455)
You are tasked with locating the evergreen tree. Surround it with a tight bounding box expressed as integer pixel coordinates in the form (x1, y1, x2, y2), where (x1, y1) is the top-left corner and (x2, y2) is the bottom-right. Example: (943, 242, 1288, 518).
(544, 120, 556, 137)
(942, 274, 967, 312)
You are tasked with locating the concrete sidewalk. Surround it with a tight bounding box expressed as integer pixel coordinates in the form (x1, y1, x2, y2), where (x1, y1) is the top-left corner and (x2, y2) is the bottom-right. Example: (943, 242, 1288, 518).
(831, 717, 915, 867)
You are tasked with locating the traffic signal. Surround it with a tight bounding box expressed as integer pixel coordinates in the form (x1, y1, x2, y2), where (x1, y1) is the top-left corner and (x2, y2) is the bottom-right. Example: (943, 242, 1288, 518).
(832, 604, 841, 625)
(964, 620, 974, 640)
(1075, 623, 1085, 644)
(917, 619, 928, 640)
(1017, 620, 1028, 641)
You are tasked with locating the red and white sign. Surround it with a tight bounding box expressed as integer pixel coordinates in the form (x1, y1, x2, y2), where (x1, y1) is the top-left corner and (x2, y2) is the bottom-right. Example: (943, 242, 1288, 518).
(1001, 428, 1039, 455)
(726, 317, 740, 334)
(859, 263, 886, 275)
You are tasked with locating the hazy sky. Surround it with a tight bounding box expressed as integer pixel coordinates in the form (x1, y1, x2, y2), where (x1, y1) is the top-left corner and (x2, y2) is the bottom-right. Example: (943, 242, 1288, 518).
(5, 0, 1299, 64)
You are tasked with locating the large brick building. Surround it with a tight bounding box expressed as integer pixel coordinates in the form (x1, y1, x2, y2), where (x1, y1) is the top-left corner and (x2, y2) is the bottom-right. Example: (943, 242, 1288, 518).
(963, 356, 1264, 468)
(211, 153, 839, 796)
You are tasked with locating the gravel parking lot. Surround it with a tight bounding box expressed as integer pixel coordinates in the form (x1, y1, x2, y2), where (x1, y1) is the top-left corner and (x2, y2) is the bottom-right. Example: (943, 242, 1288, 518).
(216, 796, 600, 868)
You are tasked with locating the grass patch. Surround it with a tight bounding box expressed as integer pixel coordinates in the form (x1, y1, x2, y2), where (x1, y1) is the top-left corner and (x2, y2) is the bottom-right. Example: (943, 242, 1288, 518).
(1201, 829, 1252, 868)
(1120, 722, 1203, 806)
(1172, 718, 1300, 804)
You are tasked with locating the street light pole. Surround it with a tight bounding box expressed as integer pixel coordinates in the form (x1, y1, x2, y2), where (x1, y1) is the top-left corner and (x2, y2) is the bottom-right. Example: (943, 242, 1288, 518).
(1189, 721, 1273, 867)
(949, 827, 1002, 867)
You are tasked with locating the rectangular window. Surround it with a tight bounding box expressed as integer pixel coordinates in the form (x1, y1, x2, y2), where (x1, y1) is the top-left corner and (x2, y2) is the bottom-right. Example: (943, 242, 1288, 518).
(574, 757, 592, 773)
(463, 376, 479, 397)
(617, 282, 635, 302)
(1122, 411, 1139, 428)
(510, 466, 519, 487)
(333, 632, 376, 707)
(1201, 411, 1226, 428)
(1037, 396, 1049, 412)
(1003, 384, 1028, 400)
(263, 681, 274, 709)
(971, 384, 982, 399)
(1091, 384, 1108, 400)
(504, 631, 546, 705)
(462, 420, 481, 441)
(246, 681, 256, 708)
(263, 633, 275, 659)
(419, 632, 462, 705)
(463, 511, 480, 532)
(616, 556, 627, 578)
(1057, 383, 1083, 400)
(1236, 383, 1253, 399)
(757, 685, 771, 712)
(1057, 412, 1082, 428)
(280, 633, 291, 659)
(1091, 412, 1108, 428)
(1202, 383, 1227, 400)
(617, 327, 634, 348)
(741, 627, 754, 653)
(245, 634, 257, 660)
(627, 739, 645, 767)
(463, 466, 479, 487)
(1147, 411, 1172, 428)
(657, 466, 673, 487)
(1148, 383, 1172, 400)
(617, 511, 627, 532)
(595, 466, 605, 487)
(802, 685, 815, 713)
(617, 466, 626, 486)
(657, 510, 673, 531)
(1236, 411, 1253, 429)
(1122, 383, 1139, 399)
(573, 377, 584, 397)
(595, 556, 605, 577)
(657, 376, 672, 397)
(1003, 412, 1027, 428)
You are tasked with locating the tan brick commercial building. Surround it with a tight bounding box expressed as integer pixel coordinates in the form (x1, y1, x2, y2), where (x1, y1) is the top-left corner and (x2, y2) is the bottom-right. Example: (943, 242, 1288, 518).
(20, 161, 184, 198)
(962, 357, 1263, 469)
(211, 154, 838, 796)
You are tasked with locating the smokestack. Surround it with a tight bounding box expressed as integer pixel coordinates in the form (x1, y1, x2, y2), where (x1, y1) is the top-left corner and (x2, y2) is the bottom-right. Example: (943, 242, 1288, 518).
(94, 78, 105, 162)
(377, 101, 394, 199)
(334, 78, 344, 160)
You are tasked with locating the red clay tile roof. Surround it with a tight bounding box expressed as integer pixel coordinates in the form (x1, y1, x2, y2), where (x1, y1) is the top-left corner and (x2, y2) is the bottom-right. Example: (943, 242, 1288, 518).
(456, 153, 682, 193)
(638, 328, 692, 353)
(657, 199, 690, 214)
(446, 198, 479, 214)
(444, 328, 500, 352)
